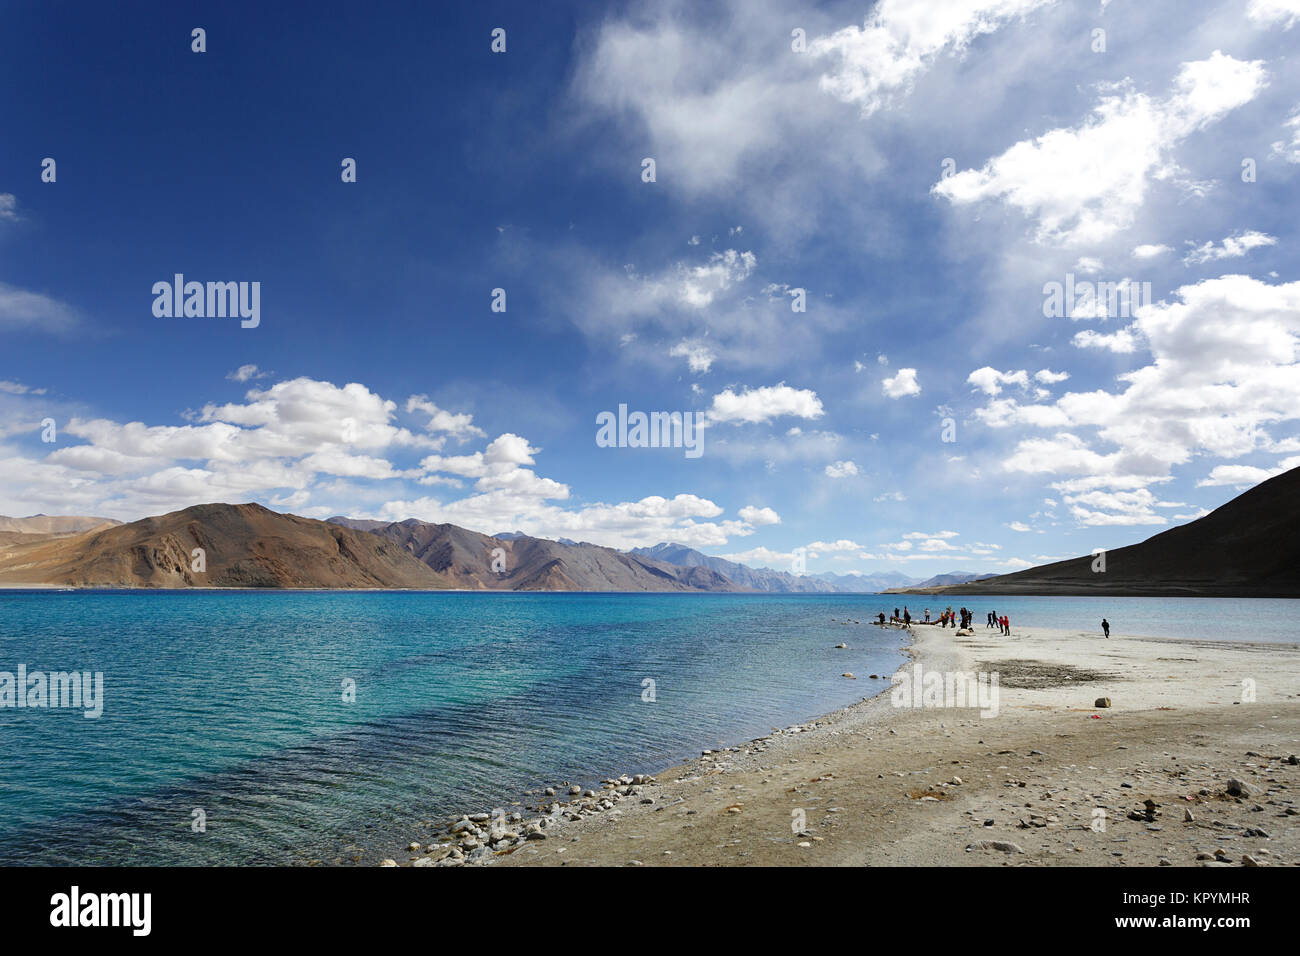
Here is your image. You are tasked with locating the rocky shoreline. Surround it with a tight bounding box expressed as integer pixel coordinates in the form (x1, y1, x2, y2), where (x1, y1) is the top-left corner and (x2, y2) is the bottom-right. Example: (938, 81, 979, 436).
(380, 622, 1300, 868)
(379, 714, 870, 867)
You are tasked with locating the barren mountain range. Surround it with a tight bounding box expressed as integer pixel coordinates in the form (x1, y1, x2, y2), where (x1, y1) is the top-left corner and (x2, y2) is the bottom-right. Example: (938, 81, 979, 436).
(0, 467, 1291, 595)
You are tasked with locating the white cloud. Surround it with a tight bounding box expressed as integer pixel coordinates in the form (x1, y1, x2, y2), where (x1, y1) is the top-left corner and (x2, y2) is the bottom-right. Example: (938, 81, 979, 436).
(1183, 231, 1277, 265)
(0, 282, 79, 333)
(933, 52, 1268, 244)
(1060, 488, 1173, 526)
(738, 505, 780, 526)
(0, 380, 46, 396)
(1034, 369, 1070, 384)
(1248, 0, 1300, 29)
(0, 375, 777, 551)
(406, 395, 486, 440)
(980, 275, 1300, 524)
(226, 364, 269, 383)
(680, 250, 757, 307)
(968, 366, 1029, 395)
(0, 194, 17, 221)
(882, 367, 921, 398)
(669, 340, 717, 374)
(1008, 521, 1031, 532)
(810, 0, 1055, 115)
(1272, 105, 1300, 163)
(1071, 327, 1140, 352)
(824, 459, 859, 478)
(708, 383, 824, 424)
(1197, 456, 1300, 487)
(715, 546, 795, 568)
(807, 539, 865, 553)
(1133, 243, 1172, 259)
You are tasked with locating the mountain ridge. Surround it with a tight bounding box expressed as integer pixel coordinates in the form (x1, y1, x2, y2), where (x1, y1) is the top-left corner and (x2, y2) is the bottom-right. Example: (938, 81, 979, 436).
(887, 466, 1300, 597)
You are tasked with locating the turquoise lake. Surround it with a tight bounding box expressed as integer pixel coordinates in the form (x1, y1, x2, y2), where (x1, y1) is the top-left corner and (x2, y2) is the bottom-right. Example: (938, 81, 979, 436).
(0, 590, 1294, 865)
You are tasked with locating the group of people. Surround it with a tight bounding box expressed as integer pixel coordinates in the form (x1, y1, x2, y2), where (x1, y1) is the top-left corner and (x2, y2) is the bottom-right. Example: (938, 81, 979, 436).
(885, 606, 975, 629)
(877, 607, 1113, 640)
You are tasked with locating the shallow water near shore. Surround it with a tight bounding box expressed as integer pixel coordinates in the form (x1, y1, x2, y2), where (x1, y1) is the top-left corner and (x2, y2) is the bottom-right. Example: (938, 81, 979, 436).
(0, 590, 1294, 865)
(0, 591, 906, 865)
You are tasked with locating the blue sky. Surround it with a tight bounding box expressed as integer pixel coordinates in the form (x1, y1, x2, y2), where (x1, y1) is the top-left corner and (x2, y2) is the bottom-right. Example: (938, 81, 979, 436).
(3, 0, 1300, 577)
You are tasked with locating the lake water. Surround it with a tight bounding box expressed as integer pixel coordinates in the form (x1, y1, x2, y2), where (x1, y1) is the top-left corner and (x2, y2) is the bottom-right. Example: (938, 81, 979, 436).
(0, 590, 1294, 865)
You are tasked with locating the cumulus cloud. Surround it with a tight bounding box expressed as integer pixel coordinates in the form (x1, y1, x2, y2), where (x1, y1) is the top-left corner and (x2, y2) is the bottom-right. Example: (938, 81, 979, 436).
(824, 459, 859, 478)
(882, 367, 921, 398)
(968, 367, 1030, 395)
(1197, 456, 1300, 487)
(406, 395, 486, 440)
(933, 52, 1268, 244)
(707, 383, 824, 424)
(738, 505, 780, 526)
(975, 275, 1300, 523)
(0, 375, 774, 551)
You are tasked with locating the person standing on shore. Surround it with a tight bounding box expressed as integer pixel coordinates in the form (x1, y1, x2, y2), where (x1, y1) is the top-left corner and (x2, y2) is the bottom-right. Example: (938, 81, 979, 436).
(987, 610, 996, 629)
(903, 607, 911, 625)
(1102, 618, 1110, 639)
(1002, 615, 1011, 636)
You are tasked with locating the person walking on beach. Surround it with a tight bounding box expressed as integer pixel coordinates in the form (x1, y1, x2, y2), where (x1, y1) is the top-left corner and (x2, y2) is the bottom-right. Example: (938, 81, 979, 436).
(903, 607, 911, 625)
(1101, 617, 1110, 639)
(987, 610, 996, 629)
(1002, 615, 1011, 636)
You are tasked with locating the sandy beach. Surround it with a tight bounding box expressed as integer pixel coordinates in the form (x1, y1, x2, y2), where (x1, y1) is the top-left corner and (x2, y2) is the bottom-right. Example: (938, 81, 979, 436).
(396, 620, 1300, 867)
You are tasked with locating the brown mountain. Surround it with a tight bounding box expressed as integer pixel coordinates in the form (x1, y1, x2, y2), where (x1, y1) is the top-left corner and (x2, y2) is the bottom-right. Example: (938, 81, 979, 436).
(0, 514, 121, 535)
(328, 517, 737, 591)
(892, 465, 1300, 597)
(0, 503, 446, 589)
